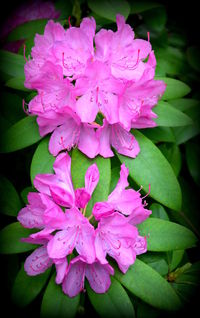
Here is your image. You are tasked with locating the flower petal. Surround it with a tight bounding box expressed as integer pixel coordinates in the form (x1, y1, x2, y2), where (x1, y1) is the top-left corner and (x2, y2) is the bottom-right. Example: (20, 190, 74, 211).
(111, 124, 140, 158)
(76, 92, 99, 123)
(92, 202, 114, 220)
(78, 124, 99, 158)
(96, 120, 114, 158)
(86, 262, 114, 293)
(75, 188, 91, 208)
(62, 257, 85, 297)
(55, 258, 68, 284)
(85, 163, 99, 195)
(24, 245, 53, 276)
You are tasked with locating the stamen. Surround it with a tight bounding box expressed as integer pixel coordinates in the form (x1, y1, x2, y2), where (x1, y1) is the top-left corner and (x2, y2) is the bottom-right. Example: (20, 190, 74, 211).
(142, 184, 151, 199)
(23, 44, 28, 62)
(147, 31, 150, 42)
(136, 49, 140, 65)
(59, 136, 65, 148)
(88, 215, 94, 221)
(22, 99, 29, 115)
(137, 185, 143, 192)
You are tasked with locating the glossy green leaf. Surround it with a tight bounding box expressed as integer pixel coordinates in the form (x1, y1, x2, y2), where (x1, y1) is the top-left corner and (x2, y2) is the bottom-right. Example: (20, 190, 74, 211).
(30, 137, 55, 184)
(129, 1, 162, 13)
(137, 218, 197, 251)
(157, 77, 191, 100)
(156, 46, 187, 76)
(185, 141, 200, 186)
(141, 127, 175, 143)
(7, 19, 48, 41)
(172, 125, 200, 145)
(138, 252, 168, 276)
(187, 46, 200, 72)
(5, 77, 28, 91)
(40, 273, 80, 318)
(0, 49, 25, 78)
(115, 259, 181, 310)
(154, 101, 192, 127)
(88, 0, 130, 22)
(87, 277, 135, 318)
(0, 175, 22, 216)
(71, 149, 111, 217)
(150, 203, 169, 220)
(0, 222, 36, 254)
(168, 250, 184, 272)
(0, 116, 41, 153)
(117, 130, 182, 211)
(158, 143, 182, 176)
(11, 264, 51, 307)
(110, 166, 120, 193)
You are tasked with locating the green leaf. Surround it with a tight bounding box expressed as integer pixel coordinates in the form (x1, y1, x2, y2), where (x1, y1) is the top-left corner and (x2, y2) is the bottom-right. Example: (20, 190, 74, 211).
(158, 143, 182, 177)
(0, 222, 36, 254)
(129, 1, 162, 14)
(117, 130, 182, 211)
(55, 0, 73, 19)
(11, 264, 51, 307)
(138, 252, 168, 276)
(156, 46, 187, 76)
(88, 0, 130, 22)
(149, 203, 169, 220)
(0, 175, 22, 216)
(137, 218, 197, 251)
(141, 127, 175, 143)
(87, 276, 135, 318)
(0, 49, 25, 78)
(168, 250, 184, 272)
(7, 19, 48, 41)
(40, 273, 80, 318)
(157, 77, 191, 100)
(30, 137, 55, 184)
(115, 259, 181, 310)
(71, 149, 111, 217)
(154, 101, 192, 127)
(187, 46, 200, 72)
(0, 116, 41, 153)
(185, 141, 200, 186)
(5, 77, 28, 91)
(110, 166, 120, 193)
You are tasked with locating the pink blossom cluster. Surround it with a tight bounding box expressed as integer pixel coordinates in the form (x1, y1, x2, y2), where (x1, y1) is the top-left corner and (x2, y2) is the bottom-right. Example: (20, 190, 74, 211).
(24, 14, 166, 159)
(17, 152, 151, 297)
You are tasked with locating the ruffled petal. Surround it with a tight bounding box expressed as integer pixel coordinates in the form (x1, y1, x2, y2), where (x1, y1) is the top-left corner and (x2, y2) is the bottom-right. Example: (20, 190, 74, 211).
(96, 120, 114, 158)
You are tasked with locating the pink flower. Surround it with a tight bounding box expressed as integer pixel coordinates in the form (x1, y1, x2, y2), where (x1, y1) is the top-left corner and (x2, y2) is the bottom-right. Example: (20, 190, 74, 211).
(96, 119, 140, 158)
(33, 152, 99, 208)
(17, 153, 151, 297)
(62, 256, 114, 297)
(95, 212, 139, 273)
(75, 60, 123, 124)
(95, 14, 151, 81)
(93, 163, 151, 223)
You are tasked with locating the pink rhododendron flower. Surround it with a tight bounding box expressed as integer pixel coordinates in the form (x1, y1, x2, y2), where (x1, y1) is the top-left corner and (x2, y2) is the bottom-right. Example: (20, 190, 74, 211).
(24, 14, 165, 159)
(0, 0, 60, 53)
(17, 152, 151, 297)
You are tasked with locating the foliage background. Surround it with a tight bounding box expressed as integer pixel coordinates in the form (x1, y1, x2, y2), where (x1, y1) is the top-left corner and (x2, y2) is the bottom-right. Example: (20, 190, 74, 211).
(0, 0, 200, 317)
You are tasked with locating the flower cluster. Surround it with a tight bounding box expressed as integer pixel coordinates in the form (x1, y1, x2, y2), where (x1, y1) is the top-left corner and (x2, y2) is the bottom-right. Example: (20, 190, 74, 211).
(17, 152, 151, 297)
(24, 14, 166, 159)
